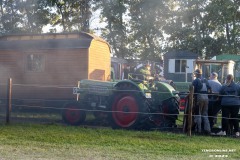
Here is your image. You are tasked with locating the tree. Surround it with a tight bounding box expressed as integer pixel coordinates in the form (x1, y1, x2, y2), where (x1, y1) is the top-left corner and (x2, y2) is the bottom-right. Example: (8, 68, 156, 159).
(127, 0, 168, 61)
(164, 0, 240, 58)
(18, 0, 51, 33)
(47, 0, 92, 32)
(93, 0, 129, 58)
(0, 0, 23, 34)
(204, 0, 240, 55)
(163, 0, 210, 58)
(0, 0, 239, 59)
(0, 0, 51, 34)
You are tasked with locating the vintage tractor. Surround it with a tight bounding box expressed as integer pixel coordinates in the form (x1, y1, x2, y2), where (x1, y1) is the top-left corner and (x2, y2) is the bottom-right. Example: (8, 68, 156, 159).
(62, 75, 180, 130)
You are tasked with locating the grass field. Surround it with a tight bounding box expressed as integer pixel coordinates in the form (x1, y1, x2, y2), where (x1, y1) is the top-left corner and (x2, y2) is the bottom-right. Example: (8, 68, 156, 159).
(0, 123, 239, 160)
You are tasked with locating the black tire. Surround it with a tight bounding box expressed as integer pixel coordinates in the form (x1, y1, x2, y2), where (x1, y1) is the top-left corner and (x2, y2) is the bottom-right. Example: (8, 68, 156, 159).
(62, 102, 86, 126)
(108, 83, 150, 130)
(161, 97, 179, 127)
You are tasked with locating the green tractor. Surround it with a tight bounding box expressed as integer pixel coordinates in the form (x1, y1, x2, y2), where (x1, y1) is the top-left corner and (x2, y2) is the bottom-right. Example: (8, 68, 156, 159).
(62, 75, 180, 130)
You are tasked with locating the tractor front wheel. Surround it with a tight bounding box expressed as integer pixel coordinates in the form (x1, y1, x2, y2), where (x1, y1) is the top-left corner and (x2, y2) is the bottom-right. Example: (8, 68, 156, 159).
(62, 102, 86, 126)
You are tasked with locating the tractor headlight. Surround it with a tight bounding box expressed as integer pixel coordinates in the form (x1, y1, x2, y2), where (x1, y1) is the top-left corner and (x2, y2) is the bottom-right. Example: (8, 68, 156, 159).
(145, 92, 151, 98)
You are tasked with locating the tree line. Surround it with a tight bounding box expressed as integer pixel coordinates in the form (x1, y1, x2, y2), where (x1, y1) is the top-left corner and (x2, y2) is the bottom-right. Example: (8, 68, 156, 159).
(0, 0, 239, 60)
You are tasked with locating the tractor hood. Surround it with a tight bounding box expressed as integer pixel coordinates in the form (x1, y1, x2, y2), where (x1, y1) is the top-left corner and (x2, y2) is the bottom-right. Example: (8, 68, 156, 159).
(75, 79, 116, 96)
(154, 82, 179, 102)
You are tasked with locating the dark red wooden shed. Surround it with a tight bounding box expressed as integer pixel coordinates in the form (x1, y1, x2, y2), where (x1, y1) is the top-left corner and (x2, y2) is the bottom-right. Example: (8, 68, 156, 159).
(0, 32, 111, 107)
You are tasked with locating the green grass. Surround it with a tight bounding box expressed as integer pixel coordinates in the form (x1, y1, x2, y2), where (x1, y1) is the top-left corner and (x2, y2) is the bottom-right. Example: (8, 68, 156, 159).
(0, 123, 239, 160)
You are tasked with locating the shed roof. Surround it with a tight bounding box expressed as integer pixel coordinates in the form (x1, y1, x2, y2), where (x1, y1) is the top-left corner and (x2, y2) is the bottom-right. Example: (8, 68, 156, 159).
(164, 50, 198, 59)
(215, 54, 240, 61)
(0, 32, 110, 50)
(111, 57, 128, 64)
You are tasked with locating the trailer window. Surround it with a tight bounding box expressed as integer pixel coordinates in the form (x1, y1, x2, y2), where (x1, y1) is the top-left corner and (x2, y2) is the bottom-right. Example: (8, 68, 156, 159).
(27, 54, 44, 72)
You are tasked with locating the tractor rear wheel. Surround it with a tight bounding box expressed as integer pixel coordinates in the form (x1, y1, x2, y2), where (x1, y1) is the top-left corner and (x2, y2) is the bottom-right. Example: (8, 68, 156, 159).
(109, 83, 150, 130)
(62, 102, 86, 126)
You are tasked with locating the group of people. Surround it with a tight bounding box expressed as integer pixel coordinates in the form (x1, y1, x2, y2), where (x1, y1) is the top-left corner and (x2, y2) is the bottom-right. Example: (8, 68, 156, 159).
(192, 69, 240, 137)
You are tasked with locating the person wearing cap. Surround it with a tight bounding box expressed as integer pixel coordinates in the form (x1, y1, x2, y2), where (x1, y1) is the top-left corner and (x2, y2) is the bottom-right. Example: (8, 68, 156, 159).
(140, 64, 151, 75)
(208, 72, 222, 130)
(192, 69, 212, 134)
(137, 64, 151, 80)
(216, 74, 240, 137)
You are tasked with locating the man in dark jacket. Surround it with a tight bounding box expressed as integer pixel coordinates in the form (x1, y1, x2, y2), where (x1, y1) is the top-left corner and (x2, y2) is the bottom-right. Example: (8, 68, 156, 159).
(216, 74, 240, 137)
(192, 69, 211, 134)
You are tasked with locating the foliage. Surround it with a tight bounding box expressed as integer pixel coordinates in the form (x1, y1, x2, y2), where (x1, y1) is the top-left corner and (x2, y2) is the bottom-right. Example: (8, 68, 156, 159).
(0, 0, 50, 34)
(204, 0, 240, 55)
(0, 0, 239, 59)
(93, 0, 129, 58)
(126, 0, 167, 60)
(94, 0, 240, 59)
(47, 0, 92, 32)
(0, 0, 23, 34)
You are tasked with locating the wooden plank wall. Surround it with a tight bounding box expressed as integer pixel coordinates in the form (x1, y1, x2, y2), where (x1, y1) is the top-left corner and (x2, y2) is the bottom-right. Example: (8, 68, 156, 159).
(88, 40, 111, 81)
(0, 49, 89, 100)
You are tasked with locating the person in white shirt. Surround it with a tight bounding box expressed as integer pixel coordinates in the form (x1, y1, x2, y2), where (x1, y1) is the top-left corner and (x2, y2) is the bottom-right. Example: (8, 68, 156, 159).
(208, 72, 222, 131)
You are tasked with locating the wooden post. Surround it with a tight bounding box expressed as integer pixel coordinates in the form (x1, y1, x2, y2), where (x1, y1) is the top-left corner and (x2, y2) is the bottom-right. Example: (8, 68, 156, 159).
(182, 95, 189, 133)
(187, 84, 194, 136)
(6, 78, 12, 124)
(76, 81, 80, 101)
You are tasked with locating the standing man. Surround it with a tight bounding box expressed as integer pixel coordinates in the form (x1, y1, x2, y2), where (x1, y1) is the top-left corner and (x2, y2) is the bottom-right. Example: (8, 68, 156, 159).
(208, 72, 222, 130)
(216, 74, 240, 137)
(192, 69, 211, 134)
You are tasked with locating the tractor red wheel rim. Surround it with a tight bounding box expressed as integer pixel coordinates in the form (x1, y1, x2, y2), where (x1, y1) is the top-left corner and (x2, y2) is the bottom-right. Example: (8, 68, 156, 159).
(65, 105, 81, 124)
(112, 95, 138, 127)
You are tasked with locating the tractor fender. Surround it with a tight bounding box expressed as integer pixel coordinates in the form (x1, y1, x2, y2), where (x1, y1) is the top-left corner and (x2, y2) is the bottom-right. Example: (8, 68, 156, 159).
(159, 79, 176, 89)
(154, 82, 179, 102)
(114, 80, 145, 97)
